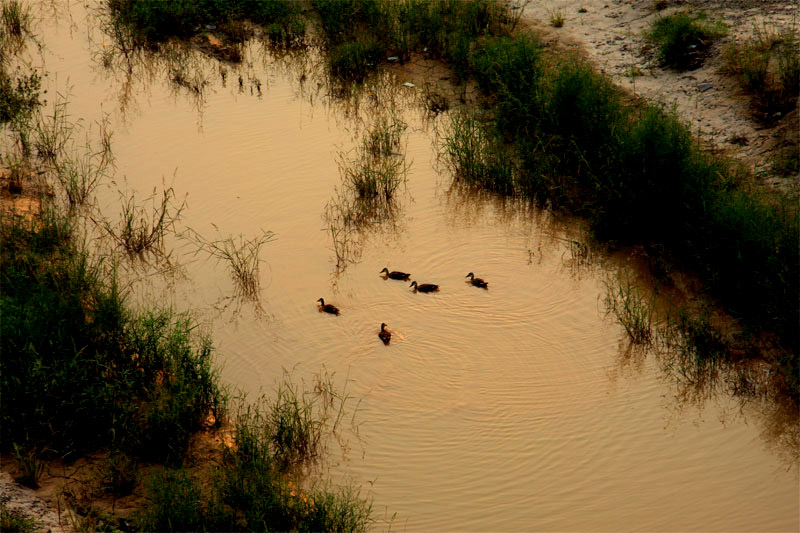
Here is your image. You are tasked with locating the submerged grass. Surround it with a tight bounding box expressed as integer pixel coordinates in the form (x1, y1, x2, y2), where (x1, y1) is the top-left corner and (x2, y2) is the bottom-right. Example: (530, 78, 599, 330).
(187, 226, 276, 299)
(604, 278, 655, 346)
(325, 113, 408, 270)
(101, 185, 184, 259)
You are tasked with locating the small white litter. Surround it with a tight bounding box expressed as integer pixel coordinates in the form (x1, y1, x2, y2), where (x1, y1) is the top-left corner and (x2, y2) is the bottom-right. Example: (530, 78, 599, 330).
(206, 24, 217, 30)
(387, 56, 399, 62)
(403, 82, 415, 88)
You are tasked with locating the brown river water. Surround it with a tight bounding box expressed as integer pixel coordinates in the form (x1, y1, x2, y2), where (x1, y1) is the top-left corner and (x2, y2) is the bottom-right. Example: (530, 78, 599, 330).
(20, 2, 799, 530)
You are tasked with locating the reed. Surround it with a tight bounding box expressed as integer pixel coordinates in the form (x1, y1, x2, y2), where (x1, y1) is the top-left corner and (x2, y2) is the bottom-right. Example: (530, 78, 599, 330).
(103, 186, 184, 258)
(187, 226, 276, 299)
(603, 278, 655, 346)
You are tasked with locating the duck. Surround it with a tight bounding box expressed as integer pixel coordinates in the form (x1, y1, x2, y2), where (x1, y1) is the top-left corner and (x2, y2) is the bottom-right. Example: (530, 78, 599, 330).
(380, 267, 411, 280)
(378, 323, 391, 344)
(465, 272, 489, 289)
(317, 297, 340, 315)
(410, 280, 439, 293)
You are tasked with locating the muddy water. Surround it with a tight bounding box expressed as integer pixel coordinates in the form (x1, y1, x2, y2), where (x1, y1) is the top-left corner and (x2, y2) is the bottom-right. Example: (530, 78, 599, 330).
(26, 2, 800, 530)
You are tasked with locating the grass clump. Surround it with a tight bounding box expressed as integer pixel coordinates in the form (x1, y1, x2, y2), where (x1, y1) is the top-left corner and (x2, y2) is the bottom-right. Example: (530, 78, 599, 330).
(0, 0, 30, 41)
(343, 114, 408, 199)
(644, 10, 727, 70)
(442, 111, 516, 194)
(549, 9, 565, 28)
(722, 27, 799, 117)
(0, 0, 40, 125)
(324, 114, 407, 271)
(329, 38, 384, 81)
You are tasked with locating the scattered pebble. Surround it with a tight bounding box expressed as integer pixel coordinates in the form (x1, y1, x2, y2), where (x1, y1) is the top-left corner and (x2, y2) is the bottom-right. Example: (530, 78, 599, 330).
(698, 82, 713, 92)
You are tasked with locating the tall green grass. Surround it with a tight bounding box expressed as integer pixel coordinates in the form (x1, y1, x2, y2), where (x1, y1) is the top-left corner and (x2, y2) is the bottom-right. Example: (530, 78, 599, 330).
(310, 0, 512, 81)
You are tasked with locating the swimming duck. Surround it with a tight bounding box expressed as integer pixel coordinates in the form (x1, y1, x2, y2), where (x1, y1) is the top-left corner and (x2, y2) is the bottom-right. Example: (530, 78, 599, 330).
(410, 281, 439, 293)
(378, 323, 391, 344)
(380, 267, 411, 280)
(466, 272, 489, 289)
(317, 298, 340, 315)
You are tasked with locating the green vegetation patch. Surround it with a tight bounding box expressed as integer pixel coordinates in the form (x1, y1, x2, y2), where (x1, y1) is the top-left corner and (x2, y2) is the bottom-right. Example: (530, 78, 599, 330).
(136, 381, 373, 532)
(644, 10, 727, 70)
(0, 209, 225, 468)
(722, 27, 799, 117)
